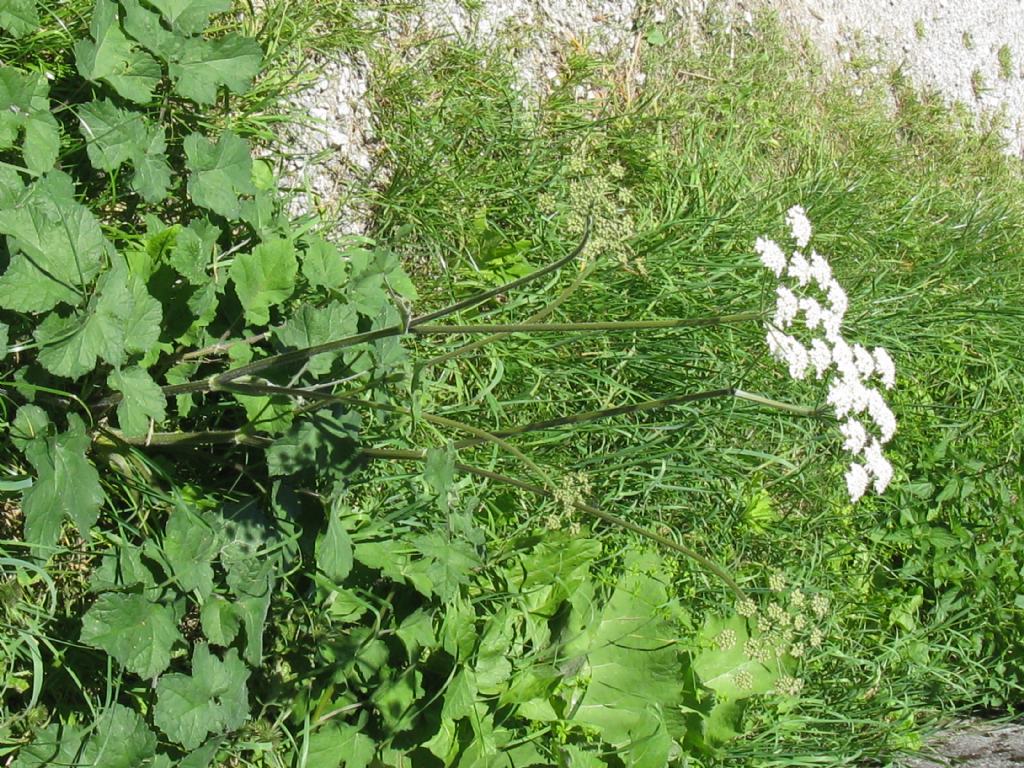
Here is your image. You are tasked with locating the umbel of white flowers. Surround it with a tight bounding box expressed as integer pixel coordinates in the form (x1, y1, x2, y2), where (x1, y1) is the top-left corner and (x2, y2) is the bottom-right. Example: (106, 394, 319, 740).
(755, 206, 896, 503)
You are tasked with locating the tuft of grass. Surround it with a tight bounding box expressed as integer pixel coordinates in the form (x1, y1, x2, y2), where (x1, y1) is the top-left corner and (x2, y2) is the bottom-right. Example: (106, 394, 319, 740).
(998, 44, 1014, 80)
(914, 19, 925, 40)
(359, 5, 1024, 764)
(971, 68, 987, 99)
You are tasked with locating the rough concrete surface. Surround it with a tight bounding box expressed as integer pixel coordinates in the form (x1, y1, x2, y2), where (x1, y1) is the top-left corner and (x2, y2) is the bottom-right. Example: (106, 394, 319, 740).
(754, 0, 1024, 159)
(900, 721, 1024, 768)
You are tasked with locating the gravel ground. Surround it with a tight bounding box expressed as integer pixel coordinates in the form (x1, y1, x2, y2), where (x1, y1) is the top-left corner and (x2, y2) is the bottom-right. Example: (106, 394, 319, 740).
(900, 721, 1024, 768)
(276, 0, 1024, 233)
(752, 0, 1024, 158)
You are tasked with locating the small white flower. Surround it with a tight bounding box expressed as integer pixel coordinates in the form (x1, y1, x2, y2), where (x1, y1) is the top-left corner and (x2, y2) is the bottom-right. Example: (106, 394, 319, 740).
(873, 347, 896, 389)
(788, 251, 812, 286)
(830, 338, 856, 378)
(845, 462, 870, 503)
(756, 237, 787, 277)
(826, 278, 848, 319)
(786, 205, 812, 248)
(809, 338, 832, 378)
(809, 250, 832, 289)
(766, 328, 809, 380)
(864, 439, 894, 493)
(828, 374, 868, 419)
(840, 418, 868, 455)
(852, 344, 875, 377)
(800, 296, 824, 330)
(866, 390, 897, 443)
(821, 308, 843, 342)
(774, 285, 800, 328)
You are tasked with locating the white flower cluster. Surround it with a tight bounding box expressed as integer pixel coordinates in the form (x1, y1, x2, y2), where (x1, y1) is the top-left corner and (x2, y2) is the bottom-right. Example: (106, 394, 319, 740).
(756, 206, 897, 503)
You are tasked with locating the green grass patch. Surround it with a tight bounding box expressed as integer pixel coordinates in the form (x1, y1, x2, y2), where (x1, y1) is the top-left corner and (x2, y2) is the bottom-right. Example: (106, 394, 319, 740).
(2, 1, 1023, 767)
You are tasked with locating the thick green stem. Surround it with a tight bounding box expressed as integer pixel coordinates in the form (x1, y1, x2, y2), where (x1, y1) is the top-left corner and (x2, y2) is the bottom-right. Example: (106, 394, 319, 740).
(362, 446, 744, 598)
(455, 388, 735, 447)
(412, 313, 761, 336)
(214, 381, 554, 487)
(732, 388, 829, 416)
(97, 428, 270, 448)
(417, 258, 595, 371)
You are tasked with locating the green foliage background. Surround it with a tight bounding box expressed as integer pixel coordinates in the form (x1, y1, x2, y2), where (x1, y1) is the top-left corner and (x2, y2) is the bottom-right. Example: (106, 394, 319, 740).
(1, 1, 1023, 767)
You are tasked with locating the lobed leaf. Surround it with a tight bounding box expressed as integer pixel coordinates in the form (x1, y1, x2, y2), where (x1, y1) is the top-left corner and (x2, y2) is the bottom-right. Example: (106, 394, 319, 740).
(0, 173, 109, 313)
(147, 0, 230, 35)
(0, 0, 38, 37)
(228, 237, 297, 325)
(80, 592, 182, 679)
(74, 0, 161, 103)
(109, 366, 167, 438)
(21, 414, 104, 554)
(184, 131, 255, 219)
(154, 644, 250, 750)
(170, 34, 261, 105)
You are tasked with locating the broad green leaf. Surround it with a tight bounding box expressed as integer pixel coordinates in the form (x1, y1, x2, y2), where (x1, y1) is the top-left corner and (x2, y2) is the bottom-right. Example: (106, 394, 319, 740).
(0, 0, 39, 37)
(304, 722, 374, 768)
(423, 444, 455, 513)
(83, 703, 158, 768)
(233, 390, 293, 434)
(200, 595, 241, 646)
(213, 499, 279, 664)
(78, 98, 145, 170)
(184, 131, 255, 219)
(301, 236, 348, 290)
(131, 124, 173, 202)
(100, 257, 163, 357)
(79, 100, 172, 202)
(10, 404, 49, 453)
(440, 597, 477, 660)
(395, 608, 434, 659)
(34, 258, 161, 378)
(0, 173, 109, 312)
(229, 238, 296, 325)
(0, 67, 58, 172)
(693, 615, 778, 699)
(568, 551, 689, 768)
(516, 535, 602, 616)
(109, 367, 166, 438)
(121, 0, 183, 60)
(163, 505, 218, 598)
(21, 414, 103, 553)
(371, 669, 423, 733)
(170, 34, 261, 105)
(274, 301, 357, 375)
(154, 644, 250, 750)
(316, 505, 353, 584)
(74, 0, 161, 103)
(80, 592, 182, 678)
(406, 531, 481, 602)
(10, 723, 83, 768)
(90, 541, 157, 592)
(148, 0, 229, 34)
(178, 739, 223, 768)
(441, 669, 476, 722)
(559, 746, 607, 768)
(169, 218, 219, 285)
(34, 311, 114, 379)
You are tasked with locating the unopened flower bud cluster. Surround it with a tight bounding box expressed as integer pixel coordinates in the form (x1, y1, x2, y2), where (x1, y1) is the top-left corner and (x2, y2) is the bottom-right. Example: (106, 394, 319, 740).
(728, 582, 834, 697)
(755, 206, 897, 502)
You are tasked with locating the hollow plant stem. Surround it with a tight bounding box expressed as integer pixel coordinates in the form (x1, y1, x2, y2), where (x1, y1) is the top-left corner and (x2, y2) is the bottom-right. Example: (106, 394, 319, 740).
(362, 446, 744, 598)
